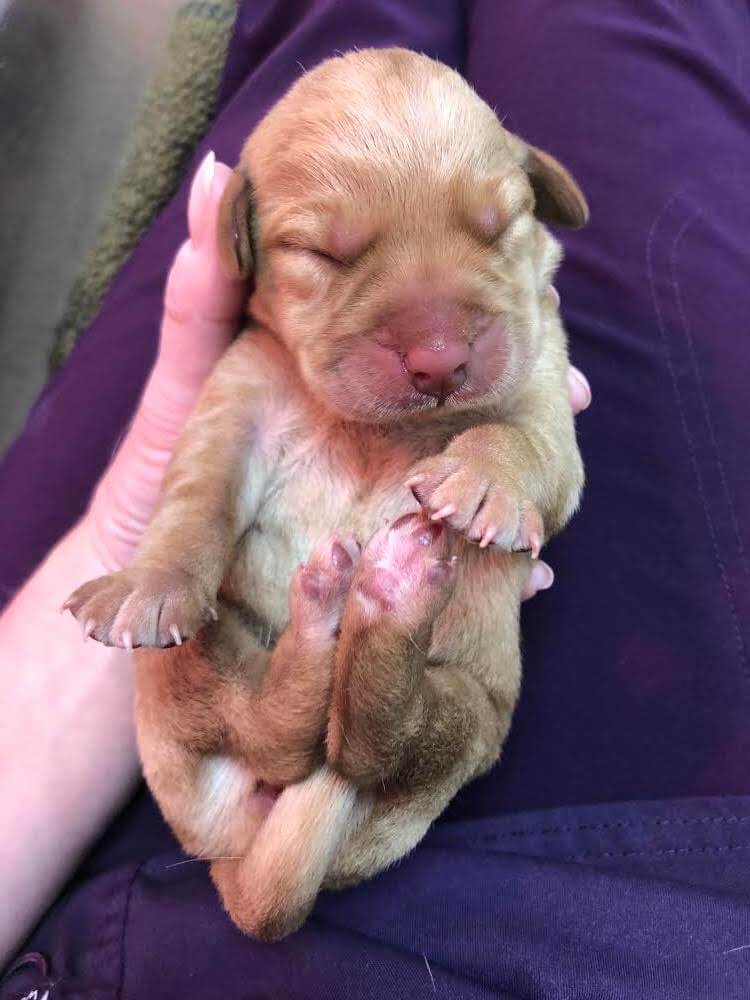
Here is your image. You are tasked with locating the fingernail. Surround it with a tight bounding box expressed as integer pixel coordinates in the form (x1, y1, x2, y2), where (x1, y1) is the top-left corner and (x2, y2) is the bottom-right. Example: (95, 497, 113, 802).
(534, 562, 555, 591)
(188, 150, 216, 248)
(202, 149, 216, 196)
(570, 367, 592, 410)
(546, 285, 560, 307)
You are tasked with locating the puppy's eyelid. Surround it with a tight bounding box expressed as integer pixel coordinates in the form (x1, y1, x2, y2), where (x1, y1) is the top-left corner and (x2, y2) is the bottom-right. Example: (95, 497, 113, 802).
(274, 239, 345, 266)
(273, 235, 376, 267)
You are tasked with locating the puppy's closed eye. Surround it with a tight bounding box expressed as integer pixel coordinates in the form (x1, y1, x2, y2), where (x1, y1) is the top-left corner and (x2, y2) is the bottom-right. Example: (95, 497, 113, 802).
(276, 239, 347, 267)
(274, 207, 376, 269)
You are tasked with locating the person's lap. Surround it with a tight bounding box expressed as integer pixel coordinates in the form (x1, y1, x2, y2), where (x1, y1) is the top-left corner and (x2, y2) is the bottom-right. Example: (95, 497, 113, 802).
(451, 0, 750, 817)
(2, 1, 749, 996)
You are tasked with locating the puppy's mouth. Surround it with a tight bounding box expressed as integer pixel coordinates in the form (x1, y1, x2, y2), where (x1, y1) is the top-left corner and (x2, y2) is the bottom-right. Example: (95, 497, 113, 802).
(320, 322, 508, 421)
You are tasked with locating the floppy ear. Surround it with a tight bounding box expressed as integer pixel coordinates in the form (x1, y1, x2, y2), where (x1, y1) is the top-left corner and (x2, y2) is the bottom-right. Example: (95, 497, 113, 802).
(508, 134, 589, 229)
(217, 169, 255, 280)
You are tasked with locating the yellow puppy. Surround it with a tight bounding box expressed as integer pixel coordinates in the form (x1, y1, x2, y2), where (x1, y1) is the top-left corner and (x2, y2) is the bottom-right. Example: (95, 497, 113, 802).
(66, 47, 586, 940)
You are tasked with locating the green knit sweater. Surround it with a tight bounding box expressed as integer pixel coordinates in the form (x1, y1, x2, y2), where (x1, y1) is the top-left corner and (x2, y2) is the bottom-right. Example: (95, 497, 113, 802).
(50, 0, 238, 369)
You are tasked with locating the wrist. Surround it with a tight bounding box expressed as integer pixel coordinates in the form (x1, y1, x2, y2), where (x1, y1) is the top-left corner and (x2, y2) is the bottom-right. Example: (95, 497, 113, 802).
(0, 519, 141, 966)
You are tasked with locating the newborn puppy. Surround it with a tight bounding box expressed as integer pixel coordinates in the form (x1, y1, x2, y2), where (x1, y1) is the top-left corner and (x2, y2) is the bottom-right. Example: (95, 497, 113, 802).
(65, 48, 586, 940)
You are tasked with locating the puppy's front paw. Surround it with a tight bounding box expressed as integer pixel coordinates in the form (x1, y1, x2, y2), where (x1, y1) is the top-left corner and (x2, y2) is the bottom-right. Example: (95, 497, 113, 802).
(406, 456, 543, 556)
(350, 513, 457, 629)
(289, 536, 360, 642)
(63, 567, 217, 649)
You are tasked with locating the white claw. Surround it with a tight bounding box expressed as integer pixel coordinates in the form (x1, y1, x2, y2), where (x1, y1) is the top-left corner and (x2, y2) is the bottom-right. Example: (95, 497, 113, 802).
(431, 504, 456, 522)
(169, 624, 183, 646)
(479, 525, 497, 549)
(121, 630, 133, 652)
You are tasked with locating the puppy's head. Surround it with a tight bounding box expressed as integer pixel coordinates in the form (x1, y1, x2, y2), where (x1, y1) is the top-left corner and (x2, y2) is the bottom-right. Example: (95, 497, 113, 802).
(219, 48, 587, 422)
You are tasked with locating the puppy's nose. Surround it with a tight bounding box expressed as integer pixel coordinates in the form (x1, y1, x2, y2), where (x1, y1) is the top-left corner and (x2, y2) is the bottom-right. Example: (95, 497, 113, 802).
(405, 343, 469, 399)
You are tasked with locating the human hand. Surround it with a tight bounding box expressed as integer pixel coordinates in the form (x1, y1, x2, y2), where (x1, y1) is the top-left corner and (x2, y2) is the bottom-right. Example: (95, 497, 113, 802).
(82, 151, 245, 574)
(521, 362, 590, 600)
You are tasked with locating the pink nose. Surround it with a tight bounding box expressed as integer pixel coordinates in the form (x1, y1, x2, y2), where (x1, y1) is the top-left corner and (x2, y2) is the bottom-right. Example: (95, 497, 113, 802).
(404, 343, 470, 399)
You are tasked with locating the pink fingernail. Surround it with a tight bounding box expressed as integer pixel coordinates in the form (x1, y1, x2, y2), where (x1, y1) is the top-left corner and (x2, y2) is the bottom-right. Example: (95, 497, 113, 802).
(188, 150, 216, 248)
(570, 367, 592, 410)
(202, 150, 216, 196)
(535, 563, 555, 590)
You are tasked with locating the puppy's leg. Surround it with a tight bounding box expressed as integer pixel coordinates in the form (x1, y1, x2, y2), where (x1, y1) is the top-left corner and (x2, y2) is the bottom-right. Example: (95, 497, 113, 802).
(327, 788, 454, 891)
(407, 339, 584, 551)
(135, 643, 261, 859)
(218, 536, 360, 785)
(327, 514, 509, 790)
(63, 335, 283, 648)
(210, 768, 360, 942)
(136, 536, 359, 857)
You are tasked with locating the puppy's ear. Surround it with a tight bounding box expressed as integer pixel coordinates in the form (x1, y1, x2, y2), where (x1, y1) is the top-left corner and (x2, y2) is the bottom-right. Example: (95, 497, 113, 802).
(217, 169, 255, 280)
(508, 135, 589, 229)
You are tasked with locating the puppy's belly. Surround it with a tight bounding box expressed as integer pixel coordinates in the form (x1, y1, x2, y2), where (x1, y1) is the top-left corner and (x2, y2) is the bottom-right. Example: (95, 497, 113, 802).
(223, 524, 305, 631)
(225, 466, 424, 631)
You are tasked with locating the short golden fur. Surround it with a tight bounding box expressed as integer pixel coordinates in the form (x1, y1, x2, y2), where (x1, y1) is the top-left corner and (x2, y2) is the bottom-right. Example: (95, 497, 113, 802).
(66, 48, 586, 940)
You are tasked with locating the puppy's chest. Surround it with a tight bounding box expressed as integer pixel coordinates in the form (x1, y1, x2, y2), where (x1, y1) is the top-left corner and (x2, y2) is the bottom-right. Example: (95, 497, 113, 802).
(230, 418, 431, 625)
(288, 429, 407, 510)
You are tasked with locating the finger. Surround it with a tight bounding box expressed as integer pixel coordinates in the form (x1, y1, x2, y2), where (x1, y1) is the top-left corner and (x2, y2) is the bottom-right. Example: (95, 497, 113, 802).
(547, 285, 591, 415)
(90, 153, 246, 569)
(141, 151, 246, 430)
(567, 366, 591, 415)
(521, 561, 554, 601)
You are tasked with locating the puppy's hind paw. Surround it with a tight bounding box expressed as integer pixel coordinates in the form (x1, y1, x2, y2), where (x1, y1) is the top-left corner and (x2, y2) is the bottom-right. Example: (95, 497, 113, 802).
(289, 536, 360, 642)
(350, 513, 457, 629)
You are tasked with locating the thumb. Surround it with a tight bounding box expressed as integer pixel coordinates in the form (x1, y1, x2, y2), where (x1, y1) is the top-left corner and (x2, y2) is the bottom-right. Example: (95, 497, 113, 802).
(89, 152, 245, 570)
(141, 151, 245, 434)
(521, 560, 555, 601)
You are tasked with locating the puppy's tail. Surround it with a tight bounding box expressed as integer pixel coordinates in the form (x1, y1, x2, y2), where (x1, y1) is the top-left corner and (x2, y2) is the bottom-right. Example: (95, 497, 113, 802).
(211, 766, 367, 941)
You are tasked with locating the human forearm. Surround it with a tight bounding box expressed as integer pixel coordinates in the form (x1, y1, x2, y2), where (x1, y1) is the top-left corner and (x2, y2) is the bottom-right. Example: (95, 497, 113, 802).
(0, 520, 140, 967)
